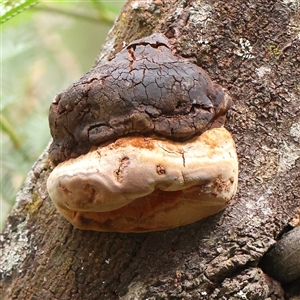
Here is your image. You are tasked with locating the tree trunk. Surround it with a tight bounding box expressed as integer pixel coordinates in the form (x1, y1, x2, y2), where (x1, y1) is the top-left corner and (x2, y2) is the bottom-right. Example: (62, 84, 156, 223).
(1, 0, 300, 299)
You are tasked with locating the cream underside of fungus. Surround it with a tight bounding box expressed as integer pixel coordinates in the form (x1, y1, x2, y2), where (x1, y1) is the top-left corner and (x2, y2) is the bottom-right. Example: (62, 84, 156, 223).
(47, 127, 238, 232)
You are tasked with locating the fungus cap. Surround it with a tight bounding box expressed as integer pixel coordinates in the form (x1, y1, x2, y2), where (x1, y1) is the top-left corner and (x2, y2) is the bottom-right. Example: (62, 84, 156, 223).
(48, 33, 232, 165)
(47, 127, 238, 232)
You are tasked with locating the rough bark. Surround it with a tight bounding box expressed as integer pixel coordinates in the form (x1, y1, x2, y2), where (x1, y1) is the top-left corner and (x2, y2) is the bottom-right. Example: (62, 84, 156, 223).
(1, 0, 300, 299)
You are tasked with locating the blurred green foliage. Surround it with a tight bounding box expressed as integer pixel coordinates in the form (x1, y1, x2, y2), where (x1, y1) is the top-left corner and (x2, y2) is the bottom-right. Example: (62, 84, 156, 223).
(1, 0, 125, 229)
(1, 0, 39, 24)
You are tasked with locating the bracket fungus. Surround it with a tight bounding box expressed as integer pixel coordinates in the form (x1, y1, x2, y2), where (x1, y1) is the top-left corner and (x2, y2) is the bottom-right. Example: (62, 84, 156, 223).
(47, 33, 238, 232)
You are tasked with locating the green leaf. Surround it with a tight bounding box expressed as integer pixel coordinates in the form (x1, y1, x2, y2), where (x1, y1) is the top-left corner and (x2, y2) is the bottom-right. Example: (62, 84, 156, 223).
(0, 0, 39, 24)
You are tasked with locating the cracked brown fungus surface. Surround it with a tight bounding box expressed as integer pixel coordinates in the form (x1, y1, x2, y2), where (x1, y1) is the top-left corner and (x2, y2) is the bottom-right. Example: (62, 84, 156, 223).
(47, 34, 238, 232)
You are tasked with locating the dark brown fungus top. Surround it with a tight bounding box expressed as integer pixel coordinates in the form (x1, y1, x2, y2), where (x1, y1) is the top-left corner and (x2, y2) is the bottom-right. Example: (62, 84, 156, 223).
(49, 33, 232, 164)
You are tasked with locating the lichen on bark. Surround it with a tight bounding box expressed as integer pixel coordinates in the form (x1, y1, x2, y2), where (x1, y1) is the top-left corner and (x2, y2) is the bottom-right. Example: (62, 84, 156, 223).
(1, 0, 300, 299)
